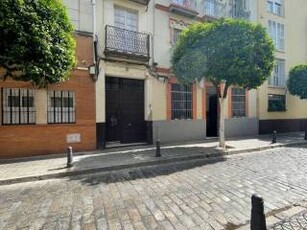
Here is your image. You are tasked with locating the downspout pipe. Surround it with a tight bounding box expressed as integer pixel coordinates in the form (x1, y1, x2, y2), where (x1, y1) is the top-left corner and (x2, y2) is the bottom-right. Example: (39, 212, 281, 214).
(91, 0, 99, 79)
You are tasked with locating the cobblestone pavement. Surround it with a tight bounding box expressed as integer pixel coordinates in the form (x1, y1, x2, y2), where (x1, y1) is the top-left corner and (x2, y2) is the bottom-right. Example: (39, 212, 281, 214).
(0, 147, 306, 230)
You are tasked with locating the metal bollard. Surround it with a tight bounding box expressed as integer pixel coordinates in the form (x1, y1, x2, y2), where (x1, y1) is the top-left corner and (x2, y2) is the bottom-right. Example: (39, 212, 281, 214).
(251, 194, 267, 230)
(67, 146, 73, 168)
(272, 131, 277, 144)
(305, 130, 307, 141)
(156, 139, 161, 157)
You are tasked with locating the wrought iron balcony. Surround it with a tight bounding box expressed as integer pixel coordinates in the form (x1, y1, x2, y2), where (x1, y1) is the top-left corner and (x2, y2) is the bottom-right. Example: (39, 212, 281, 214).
(203, 0, 226, 19)
(104, 25, 150, 62)
(169, 0, 198, 18)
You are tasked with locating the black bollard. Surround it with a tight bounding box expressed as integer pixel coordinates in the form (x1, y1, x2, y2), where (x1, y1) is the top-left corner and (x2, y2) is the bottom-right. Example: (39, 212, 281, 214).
(156, 139, 161, 157)
(67, 146, 73, 168)
(272, 131, 277, 144)
(305, 130, 307, 141)
(251, 194, 267, 230)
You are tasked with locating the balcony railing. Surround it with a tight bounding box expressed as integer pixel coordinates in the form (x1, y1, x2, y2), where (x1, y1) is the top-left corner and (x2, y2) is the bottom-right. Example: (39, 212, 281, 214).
(105, 25, 150, 61)
(203, 0, 226, 19)
(169, 0, 198, 17)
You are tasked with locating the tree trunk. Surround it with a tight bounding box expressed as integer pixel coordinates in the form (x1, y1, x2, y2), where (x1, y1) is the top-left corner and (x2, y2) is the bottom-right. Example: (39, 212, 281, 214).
(219, 97, 226, 148)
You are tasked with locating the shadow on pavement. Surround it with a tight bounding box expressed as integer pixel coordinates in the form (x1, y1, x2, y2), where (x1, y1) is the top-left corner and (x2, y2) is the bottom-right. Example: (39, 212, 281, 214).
(67, 147, 227, 186)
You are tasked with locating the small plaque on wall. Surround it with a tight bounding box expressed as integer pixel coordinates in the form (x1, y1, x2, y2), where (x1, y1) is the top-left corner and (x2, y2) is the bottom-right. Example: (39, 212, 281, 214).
(66, 133, 81, 143)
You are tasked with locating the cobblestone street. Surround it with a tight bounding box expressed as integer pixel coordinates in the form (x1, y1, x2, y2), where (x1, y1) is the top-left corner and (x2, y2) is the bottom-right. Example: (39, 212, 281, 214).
(0, 147, 307, 230)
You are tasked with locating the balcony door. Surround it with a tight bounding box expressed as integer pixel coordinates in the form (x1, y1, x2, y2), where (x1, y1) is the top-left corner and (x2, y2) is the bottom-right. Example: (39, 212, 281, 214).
(114, 7, 139, 54)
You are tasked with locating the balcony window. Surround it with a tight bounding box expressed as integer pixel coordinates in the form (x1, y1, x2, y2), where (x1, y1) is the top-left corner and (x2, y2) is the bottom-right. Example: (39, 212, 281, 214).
(204, 0, 226, 19)
(171, 84, 193, 120)
(269, 59, 286, 87)
(232, 0, 251, 19)
(267, 0, 283, 16)
(268, 20, 284, 51)
(169, 0, 198, 17)
(2, 88, 36, 125)
(268, 94, 286, 112)
(114, 7, 138, 32)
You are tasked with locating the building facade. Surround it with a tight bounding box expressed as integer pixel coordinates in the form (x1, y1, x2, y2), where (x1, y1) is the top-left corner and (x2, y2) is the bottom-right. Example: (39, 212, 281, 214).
(257, 0, 307, 133)
(1, 0, 307, 158)
(0, 0, 96, 158)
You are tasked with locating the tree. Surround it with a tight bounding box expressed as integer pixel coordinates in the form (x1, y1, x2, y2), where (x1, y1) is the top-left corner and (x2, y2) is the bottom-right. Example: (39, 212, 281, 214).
(287, 65, 307, 99)
(0, 0, 76, 87)
(171, 18, 275, 148)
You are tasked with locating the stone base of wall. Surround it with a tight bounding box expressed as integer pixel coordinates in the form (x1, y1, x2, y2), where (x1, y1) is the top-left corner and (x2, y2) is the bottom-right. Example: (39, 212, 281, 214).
(152, 119, 206, 143)
(259, 119, 307, 134)
(225, 118, 259, 138)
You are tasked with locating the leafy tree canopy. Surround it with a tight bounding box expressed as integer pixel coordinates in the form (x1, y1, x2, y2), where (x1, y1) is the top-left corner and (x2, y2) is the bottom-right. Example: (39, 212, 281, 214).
(0, 0, 76, 87)
(171, 18, 275, 96)
(287, 65, 307, 99)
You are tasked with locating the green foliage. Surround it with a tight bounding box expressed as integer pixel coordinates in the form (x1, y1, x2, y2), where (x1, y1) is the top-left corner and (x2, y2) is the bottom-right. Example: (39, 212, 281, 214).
(171, 18, 275, 97)
(287, 65, 307, 99)
(0, 0, 76, 87)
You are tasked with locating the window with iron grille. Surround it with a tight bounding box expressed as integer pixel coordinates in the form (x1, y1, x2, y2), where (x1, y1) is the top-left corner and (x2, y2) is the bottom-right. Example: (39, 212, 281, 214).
(268, 94, 286, 112)
(232, 88, 246, 117)
(2, 88, 36, 125)
(171, 84, 193, 120)
(48, 91, 76, 124)
(269, 59, 285, 87)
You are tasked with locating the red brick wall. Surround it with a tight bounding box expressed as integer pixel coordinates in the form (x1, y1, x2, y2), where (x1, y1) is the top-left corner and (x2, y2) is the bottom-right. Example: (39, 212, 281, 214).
(0, 34, 96, 158)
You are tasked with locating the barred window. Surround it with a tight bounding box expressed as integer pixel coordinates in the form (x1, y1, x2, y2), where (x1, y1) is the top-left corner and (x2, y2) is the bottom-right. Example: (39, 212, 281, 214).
(2, 88, 36, 125)
(232, 88, 246, 117)
(171, 84, 193, 120)
(48, 91, 76, 124)
(268, 94, 286, 112)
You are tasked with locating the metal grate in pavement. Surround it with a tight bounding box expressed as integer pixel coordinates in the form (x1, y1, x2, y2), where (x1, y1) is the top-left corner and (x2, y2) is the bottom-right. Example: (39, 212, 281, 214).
(269, 210, 307, 230)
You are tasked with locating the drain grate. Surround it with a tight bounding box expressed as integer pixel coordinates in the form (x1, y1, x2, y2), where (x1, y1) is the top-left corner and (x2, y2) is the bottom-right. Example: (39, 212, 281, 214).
(269, 210, 307, 230)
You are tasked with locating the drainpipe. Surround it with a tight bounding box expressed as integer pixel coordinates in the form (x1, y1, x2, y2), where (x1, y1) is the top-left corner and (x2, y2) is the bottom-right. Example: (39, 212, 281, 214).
(91, 0, 98, 79)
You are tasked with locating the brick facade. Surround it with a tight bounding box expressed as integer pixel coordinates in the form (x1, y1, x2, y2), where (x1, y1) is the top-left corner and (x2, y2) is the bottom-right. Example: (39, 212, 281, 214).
(0, 34, 96, 158)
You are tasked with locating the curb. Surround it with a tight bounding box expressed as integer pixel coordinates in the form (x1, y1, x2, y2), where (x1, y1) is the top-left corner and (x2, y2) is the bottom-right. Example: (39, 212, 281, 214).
(0, 141, 306, 186)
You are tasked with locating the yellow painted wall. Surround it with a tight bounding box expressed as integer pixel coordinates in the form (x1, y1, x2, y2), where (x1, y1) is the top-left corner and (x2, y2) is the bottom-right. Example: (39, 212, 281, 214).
(35, 89, 47, 124)
(258, 0, 307, 120)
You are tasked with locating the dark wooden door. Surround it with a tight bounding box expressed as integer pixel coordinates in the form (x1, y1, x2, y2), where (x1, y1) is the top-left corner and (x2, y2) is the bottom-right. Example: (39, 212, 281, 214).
(106, 77, 146, 143)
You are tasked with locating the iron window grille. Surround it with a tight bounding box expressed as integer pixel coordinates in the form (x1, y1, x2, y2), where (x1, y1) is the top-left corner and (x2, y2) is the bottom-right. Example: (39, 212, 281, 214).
(232, 88, 246, 117)
(268, 94, 286, 112)
(48, 91, 76, 124)
(171, 84, 193, 120)
(2, 88, 36, 125)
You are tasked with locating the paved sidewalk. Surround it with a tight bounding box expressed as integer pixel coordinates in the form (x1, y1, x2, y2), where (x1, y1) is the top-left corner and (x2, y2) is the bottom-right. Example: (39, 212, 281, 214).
(0, 132, 306, 185)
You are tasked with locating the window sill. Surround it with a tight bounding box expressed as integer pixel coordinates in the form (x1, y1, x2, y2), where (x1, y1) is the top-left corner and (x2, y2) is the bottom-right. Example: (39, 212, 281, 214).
(268, 85, 286, 89)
